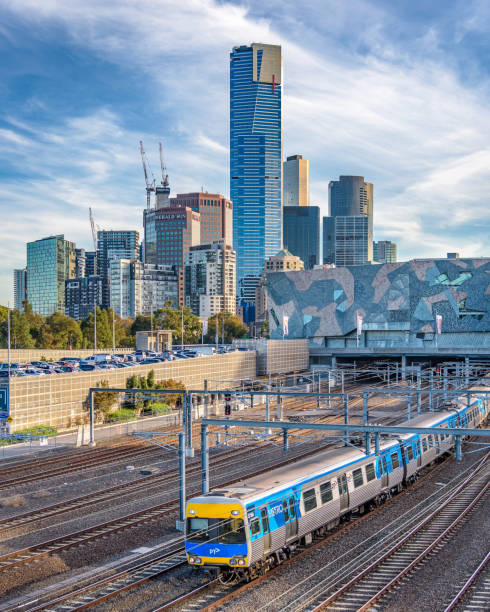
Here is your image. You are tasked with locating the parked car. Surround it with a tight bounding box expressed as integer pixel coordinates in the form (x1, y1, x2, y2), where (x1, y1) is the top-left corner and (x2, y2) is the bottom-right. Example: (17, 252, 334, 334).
(79, 364, 97, 371)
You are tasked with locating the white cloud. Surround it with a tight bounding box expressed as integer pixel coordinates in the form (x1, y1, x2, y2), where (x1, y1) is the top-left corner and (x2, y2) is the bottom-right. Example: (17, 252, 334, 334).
(0, 0, 489, 304)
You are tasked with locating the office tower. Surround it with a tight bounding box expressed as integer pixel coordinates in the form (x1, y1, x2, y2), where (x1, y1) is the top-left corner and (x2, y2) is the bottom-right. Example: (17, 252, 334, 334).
(109, 259, 178, 318)
(185, 240, 236, 318)
(26, 235, 76, 316)
(75, 248, 86, 278)
(283, 206, 320, 269)
(65, 276, 102, 321)
(13, 268, 27, 312)
(283, 154, 309, 206)
(373, 240, 397, 263)
(170, 192, 233, 246)
(85, 251, 97, 276)
(97, 230, 139, 308)
(323, 176, 373, 266)
(230, 43, 283, 295)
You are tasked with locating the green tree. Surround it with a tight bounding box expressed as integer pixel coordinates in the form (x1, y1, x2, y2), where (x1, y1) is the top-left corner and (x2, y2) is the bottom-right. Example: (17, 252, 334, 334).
(153, 303, 201, 345)
(130, 314, 152, 335)
(39, 312, 83, 349)
(81, 307, 113, 349)
(260, 319, 270, 339)
(92, 380, 118, 421)
(4, 309, 35, 348)
(23, 302, 44, 346)
(204, 311, 248, 344)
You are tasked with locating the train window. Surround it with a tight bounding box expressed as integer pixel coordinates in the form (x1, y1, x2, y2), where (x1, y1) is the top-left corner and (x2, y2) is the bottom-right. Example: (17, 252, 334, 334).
(428, 434, 434, 447)
(353, 468, 364, 488)
(365, 463, 376, 481)
(283, 500, 290, 521)
(250, 518, 261, 536)
(303, 488, 317, 512)
(406, 445, 414, 461)
(422, 438, 428, 452)
(260, 508, 269, 533)
(218, 518, 246, 544)
(187, 517, 212, 542)
(418, 441, 422, 456)
(320, 482, 333, 503)
(391, 452, 400, 469)
(289, 497, 296, 519)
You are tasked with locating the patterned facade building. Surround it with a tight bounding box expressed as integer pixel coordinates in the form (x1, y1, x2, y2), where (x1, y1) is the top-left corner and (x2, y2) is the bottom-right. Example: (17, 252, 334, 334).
(65, 276, 102, 321)
(97, 230, 139, 309)
(266, 258, 490, 348)
(230, 43, 283, 294)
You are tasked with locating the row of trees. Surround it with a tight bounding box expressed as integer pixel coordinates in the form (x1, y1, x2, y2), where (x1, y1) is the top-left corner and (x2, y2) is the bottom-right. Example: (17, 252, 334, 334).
(0, 301, 250, 350)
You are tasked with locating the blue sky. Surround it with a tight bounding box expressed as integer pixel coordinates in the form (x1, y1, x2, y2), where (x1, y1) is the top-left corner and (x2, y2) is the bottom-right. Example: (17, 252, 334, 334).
(1, 0, 489, 305)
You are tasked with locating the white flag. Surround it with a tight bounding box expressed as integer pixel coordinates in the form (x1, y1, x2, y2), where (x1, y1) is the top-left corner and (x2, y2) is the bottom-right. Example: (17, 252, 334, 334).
(201, 318, 208, 336)
(435, 314, 442, 335)
(283, 315, 289, 336)
(356, 313, 363, 336)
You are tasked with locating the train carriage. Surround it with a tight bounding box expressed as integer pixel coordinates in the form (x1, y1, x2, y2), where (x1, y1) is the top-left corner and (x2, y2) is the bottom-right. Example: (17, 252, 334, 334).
(185, 381, 489, 582)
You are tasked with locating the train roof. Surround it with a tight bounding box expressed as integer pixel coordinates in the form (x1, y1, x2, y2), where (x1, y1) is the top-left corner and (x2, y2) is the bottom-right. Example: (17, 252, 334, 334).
(195, 409, 460, 507)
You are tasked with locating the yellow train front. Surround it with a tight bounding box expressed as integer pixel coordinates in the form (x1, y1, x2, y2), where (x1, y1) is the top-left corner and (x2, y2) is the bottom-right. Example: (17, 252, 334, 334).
(185, 495, 250, 574)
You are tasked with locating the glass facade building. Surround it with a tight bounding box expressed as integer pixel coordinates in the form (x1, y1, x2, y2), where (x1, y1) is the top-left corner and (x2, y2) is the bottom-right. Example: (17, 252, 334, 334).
(27, 235, 76, 315)
(283, 154, 309, 206)
(373, 240, 397, 263)
(13, 268, 27, 312)
(230, 43, 283, 291)
(97, 230, 139, 308)
(324, 176, 373, 266)
(283, 206, 320, 269)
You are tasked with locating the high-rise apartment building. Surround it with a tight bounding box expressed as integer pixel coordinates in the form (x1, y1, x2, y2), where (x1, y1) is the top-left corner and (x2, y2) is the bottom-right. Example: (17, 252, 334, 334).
(85, 251, 97, 276)
(26, 235, 76, 316)
(323, 175, 373, 266)
(283, 206, 320, 269)
(283, 154, 309, 206)
(373, 240, 397, 263)
(109, 259, 178, 318)
(75, 248, 86, 278)
(97, 230, 139, 308)
(13, 268, 27, 312)
(230, 43, 283, 293)
(184, 240, 236, 318)
(65, 276, 102, 321)
(170, 192, 233, 246)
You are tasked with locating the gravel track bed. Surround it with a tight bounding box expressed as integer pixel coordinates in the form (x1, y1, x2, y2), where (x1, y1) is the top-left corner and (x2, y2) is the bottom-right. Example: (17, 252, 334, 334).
(202, 451, 488, 612)
(377, 490, 489, 611)
(0, 439, 329, 603)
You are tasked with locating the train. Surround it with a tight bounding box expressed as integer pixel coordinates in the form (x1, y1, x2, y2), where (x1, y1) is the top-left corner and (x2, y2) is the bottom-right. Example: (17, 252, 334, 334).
(185, 379, 489, 582)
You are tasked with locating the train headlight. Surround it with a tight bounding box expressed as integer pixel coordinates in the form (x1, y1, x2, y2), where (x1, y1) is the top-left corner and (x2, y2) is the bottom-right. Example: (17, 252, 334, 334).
(229, 558, 237, 566)
(188, 509, 196, 515)
(231, 510, 240, 516)
(238, 559, 245, 566)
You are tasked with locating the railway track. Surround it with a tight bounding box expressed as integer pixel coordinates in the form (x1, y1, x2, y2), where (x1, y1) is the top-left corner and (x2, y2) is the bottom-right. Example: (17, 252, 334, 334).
(0, 440, 336, 576)
(444, 552, 490, 612)
(163, 451, 487, 612)
(286, 453, 490, 611)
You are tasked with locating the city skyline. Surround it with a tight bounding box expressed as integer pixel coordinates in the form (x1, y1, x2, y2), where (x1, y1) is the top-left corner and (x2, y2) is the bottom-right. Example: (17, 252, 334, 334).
(1, 0, 490, 305)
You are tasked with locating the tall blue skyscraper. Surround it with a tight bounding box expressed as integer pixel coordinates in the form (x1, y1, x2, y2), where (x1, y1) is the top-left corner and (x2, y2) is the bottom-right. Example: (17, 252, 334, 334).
(230, 43, 283, 295)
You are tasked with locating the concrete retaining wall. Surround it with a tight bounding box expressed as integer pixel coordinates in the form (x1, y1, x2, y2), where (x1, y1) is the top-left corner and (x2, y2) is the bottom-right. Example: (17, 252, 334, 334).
(8, 351, 257, 432)
(232, 339, 309, 374)
(0, 348, 133, 363)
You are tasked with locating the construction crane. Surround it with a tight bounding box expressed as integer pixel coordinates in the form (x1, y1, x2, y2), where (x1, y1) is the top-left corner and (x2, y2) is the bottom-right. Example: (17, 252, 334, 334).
(139, 140, 156, 209)
(159, 141, 169, 187)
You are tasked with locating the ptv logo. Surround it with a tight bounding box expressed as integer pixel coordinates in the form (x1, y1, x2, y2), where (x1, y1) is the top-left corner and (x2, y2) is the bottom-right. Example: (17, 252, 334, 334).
(209, 547, 220, 555)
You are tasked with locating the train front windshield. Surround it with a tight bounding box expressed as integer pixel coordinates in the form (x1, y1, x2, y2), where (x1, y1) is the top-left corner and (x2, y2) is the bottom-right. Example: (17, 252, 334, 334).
(187, 517, 246, 544)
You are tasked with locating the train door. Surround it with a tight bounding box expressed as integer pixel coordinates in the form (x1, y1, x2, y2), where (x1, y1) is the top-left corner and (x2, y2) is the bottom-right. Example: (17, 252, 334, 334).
(260, 507, 271, 553)
(283, 496, 298, 540)
(416, 440, 422, 467)
(380, 456, 389, 488)
(338, 474, 349, 511)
